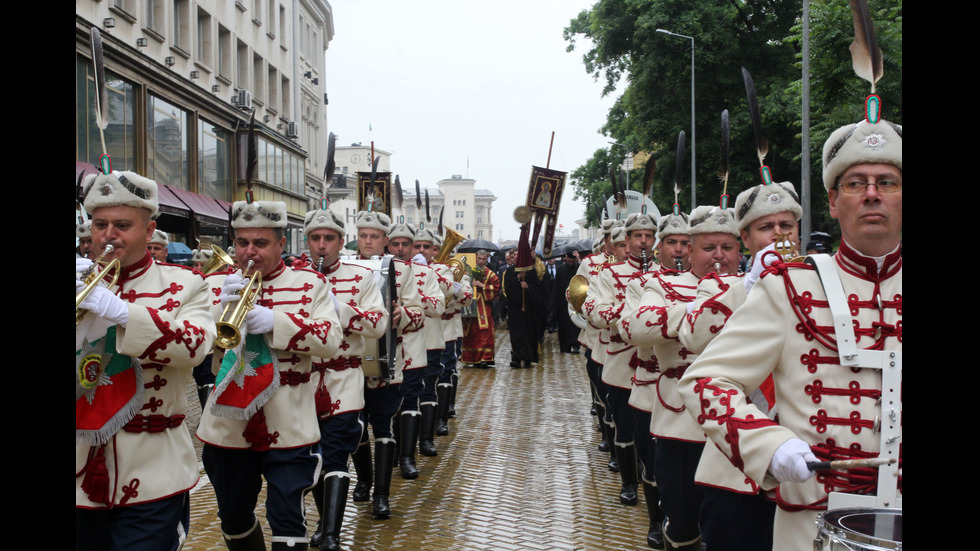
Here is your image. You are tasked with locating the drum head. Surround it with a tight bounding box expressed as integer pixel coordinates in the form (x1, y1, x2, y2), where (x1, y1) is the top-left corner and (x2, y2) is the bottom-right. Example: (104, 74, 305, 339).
(823, 508, 902, 549)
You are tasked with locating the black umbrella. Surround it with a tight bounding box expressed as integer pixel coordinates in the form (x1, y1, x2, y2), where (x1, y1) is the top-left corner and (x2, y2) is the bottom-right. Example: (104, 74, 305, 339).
(457, 239, 500, 253)
(569, 239, 594, 253)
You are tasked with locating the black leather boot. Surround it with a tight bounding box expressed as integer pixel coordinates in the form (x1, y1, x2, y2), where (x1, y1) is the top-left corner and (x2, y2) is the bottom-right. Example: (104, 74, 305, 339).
(197, 384, 213, 410)
(643, 481, 665, 549)
(309, 473, 326, 547)
(418, 402, 438, 457)
(372, 438, 395, 519)
(272, 537, 308, 550)
(435, 383, 451, 436)
(398, 411, 420, 479)
(317, 473, 350, 551)
(223, 519, 265, 551)
(616, 444, 639, 505)
(448, 372, 458, 418)
(350, 439, 372, 502)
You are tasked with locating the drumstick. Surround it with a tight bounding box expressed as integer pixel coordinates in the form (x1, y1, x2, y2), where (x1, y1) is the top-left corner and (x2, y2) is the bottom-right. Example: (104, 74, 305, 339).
(806, 457, 896, 471)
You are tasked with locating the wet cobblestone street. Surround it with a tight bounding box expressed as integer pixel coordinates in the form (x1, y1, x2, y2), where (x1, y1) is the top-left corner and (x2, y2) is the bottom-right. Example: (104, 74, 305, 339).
(183, 328, 651, 550)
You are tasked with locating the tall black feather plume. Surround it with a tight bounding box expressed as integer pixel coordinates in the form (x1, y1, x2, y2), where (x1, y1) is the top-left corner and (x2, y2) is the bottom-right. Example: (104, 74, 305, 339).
(741, 67, 768, 169)
(718, 109, 730, 205)
(642, 155, 656, 200)
(415, 180, 422, 211)
(424, 190, 431, 223)
(848, 0, 883, 93)
(89, 28, 109, 159)
(246, 109, 258, 194)
(323, 132, 337, 184)
(393, 175, 403, 211)
(437, 206, 445, 236)
(673, 131, 686, 214)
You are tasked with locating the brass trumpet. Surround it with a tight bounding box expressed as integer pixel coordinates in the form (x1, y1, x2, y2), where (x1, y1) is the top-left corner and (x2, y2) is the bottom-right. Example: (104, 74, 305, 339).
(76, 244, 121, 328)
(215, 260, 263, 350)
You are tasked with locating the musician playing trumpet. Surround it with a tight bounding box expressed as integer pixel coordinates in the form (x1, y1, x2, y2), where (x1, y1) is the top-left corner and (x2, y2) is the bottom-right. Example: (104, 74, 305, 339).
(197, 200, 343, 551)
(76, 171, 216, 551)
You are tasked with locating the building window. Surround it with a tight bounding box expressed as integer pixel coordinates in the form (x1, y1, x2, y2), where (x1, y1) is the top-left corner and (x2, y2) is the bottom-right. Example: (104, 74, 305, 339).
(218, 26, 232, 80)
(280, 75, 290, 119)
(257, 136, 303, 195)
(173, 0, 190, 53)
(253, 54, 264, 103)
(145, 0, 164, 34)
(199, 119, 232, 201)
(197, 8, 213, 68)
(146, 94, 190, 190)
(76, 57, 136, 171)
(237, 40, 249, 90)
(267, 65, 279, 113)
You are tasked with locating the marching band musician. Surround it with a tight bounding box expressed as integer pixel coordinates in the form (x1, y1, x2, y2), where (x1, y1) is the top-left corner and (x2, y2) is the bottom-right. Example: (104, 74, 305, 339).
(581, 220, 638, 505)
(349, 213, 425, 519)
(573, 219, 618, 470)
(76, 219, 95, 259)
(620, 205, 741, 551)
(302, 208, 389, 550)
(196, 200, 343, 551)
(617, 212, 684, 550)
(428, 234, 473, 436)
(406, 226, 450, 459)
(678, 115, 902, 550)
(147, 229, 169, 263)
(76, 171, 216, 551)
(677, 182, 801, 551)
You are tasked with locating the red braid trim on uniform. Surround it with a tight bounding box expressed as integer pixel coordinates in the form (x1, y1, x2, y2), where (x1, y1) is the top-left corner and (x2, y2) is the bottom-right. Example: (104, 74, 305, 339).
(284, 312, 333, 352)
(691, 376, 778, 473)
(140, 308, 208, 361)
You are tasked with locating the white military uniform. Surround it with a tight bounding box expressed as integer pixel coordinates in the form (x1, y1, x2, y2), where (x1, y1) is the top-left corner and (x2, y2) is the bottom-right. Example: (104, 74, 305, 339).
(313, 259, 388, 417)
(679, 241, 902, 548)
(76, 253, 216, 508)
(197, 260, 343, 450)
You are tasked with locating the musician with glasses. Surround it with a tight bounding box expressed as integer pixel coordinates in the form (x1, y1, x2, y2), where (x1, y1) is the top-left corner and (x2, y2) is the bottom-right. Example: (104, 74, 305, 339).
(302, 208, 388, 550)
(196, 200, 343, 551)
(76, 171, 216, 551)
(678, 116, 902, 549)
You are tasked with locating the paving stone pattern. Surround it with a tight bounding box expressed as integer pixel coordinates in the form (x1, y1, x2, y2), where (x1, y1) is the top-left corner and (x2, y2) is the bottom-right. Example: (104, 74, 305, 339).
(184, 329, 651, 550)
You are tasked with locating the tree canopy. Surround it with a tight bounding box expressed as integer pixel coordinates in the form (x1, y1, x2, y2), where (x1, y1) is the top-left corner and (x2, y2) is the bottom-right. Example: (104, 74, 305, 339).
(565, 0, 902, 242)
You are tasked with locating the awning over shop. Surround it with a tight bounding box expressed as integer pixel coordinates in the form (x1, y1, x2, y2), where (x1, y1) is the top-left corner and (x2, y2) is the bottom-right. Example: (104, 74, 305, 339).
(157, 184, 192, 218)
(165, 185, 231, 226)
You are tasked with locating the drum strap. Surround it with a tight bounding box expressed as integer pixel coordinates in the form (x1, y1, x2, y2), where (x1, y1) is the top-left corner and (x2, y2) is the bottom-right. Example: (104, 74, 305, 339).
(809, 254, 902, 510)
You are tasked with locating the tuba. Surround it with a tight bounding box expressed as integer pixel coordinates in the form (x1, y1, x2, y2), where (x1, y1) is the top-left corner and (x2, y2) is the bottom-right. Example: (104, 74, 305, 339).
(435, 226, 467, 280)
(568, 274, 589, 315)
(215, 260, 263, 349)
(76, 244, 121, 328)
(200, 244, 236, 275)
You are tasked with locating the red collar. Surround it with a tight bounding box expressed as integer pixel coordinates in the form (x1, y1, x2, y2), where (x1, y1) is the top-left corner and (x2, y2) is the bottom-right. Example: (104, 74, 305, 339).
(835, 239, 902, 281)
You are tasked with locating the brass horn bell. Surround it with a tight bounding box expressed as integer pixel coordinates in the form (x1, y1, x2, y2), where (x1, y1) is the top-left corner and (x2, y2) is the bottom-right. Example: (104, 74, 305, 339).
(215, 260, 263, 350)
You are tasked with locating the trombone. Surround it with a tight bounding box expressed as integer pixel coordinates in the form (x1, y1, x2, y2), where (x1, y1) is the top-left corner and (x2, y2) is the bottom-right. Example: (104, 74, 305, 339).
(215, 260, 263, 349)
(76, 244, 121, 328)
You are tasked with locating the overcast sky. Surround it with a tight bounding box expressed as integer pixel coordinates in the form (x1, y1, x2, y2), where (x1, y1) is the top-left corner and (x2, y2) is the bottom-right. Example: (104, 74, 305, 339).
(323, 0, 617, 242)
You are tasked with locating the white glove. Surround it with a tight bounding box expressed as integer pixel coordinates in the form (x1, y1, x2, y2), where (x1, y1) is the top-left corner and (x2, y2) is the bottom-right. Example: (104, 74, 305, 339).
(412, 253, 427, 265)
(744, 243, 778, 294)
(769, 438, 817, 484)
(329, 289, 342, 315)
(686, 301, 696, 314)
(245, 305, 275, 335)
(76, 257, 94, 275)
(219, 274, 247, 305)
(452, 282, 462, 296)
(78, 285, 130, 326)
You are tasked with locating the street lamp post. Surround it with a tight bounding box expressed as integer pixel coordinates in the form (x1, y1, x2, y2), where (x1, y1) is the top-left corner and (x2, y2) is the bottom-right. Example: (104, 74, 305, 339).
(656, 29, 696, 207)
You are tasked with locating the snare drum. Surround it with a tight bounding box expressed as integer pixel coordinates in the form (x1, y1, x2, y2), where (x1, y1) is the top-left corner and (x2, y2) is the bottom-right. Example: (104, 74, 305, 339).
(814, 508, 902, 550)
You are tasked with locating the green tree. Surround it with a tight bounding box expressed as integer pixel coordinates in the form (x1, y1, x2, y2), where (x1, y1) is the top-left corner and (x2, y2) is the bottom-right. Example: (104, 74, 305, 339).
(565, 0, 902, 243)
